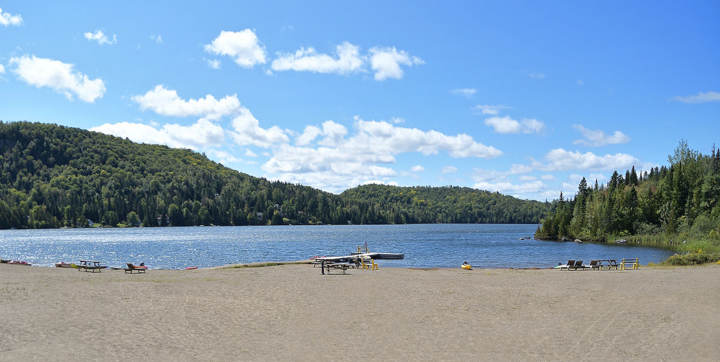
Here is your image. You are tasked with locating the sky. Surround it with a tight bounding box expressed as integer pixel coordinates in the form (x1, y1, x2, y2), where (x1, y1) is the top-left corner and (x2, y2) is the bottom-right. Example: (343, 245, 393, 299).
(1, 0, 718, 200)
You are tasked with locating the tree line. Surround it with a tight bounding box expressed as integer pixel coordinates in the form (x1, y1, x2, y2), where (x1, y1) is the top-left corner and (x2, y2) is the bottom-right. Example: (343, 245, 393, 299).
(0, 122, 548, 229)
(535, 141, 720, 254)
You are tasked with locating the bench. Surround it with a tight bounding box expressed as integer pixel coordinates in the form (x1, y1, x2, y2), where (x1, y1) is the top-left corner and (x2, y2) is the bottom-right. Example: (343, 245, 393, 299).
(322, 262, 353, 275)
(78, 260, 107, 273)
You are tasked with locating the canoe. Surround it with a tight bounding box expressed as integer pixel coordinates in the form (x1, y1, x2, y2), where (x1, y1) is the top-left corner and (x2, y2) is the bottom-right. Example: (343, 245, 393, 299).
(55, 262, 77, 268)
(8, 260, 31, 266)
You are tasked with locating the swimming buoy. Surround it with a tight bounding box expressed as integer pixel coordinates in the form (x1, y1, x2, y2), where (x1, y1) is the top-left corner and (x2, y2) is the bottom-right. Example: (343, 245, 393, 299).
(461, 264, 472, 270)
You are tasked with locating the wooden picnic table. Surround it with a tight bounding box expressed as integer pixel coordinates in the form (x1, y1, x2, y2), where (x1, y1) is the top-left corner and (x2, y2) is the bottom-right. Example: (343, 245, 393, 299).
(78, 260, 106, 273)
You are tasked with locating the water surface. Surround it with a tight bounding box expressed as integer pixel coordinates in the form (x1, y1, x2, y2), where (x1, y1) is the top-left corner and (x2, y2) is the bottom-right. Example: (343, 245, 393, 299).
(0, 224, 674, 269)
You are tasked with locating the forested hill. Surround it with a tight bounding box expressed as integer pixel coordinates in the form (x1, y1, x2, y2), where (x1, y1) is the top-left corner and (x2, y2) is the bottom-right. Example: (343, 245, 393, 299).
(535, 142, 720, 256)
(341, 184, 548, 224)
(0, 122, 548, 229)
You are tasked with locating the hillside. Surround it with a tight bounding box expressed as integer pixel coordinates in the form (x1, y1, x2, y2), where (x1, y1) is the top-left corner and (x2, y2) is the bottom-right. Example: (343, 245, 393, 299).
(341, 184, 548, 224)
(0, 122, 548, 229)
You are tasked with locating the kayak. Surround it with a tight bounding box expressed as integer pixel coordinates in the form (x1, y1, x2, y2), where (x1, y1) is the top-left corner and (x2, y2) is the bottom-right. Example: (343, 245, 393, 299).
(185, 266, 198, 270)
(55, 262, 77, 268)
(461, 264, 472, 270)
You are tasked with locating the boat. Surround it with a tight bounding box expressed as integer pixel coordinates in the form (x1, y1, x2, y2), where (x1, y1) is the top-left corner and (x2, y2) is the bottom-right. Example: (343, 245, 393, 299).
(8, 260, 31, 266)
(55, 262, 77, 268)
(0, 259, 10, 263)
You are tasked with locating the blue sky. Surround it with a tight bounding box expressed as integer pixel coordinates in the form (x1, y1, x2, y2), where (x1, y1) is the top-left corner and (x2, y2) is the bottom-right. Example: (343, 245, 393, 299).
(1, 1, 718, 200)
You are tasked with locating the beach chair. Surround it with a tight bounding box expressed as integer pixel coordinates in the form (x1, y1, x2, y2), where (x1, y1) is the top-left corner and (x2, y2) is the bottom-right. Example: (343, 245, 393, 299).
(589, 260, 601, 271)
(124, 263, 147, 274)
(570, 260, 584, 270)
(360, 258, 370, 271)
(560, 260, 575, 270)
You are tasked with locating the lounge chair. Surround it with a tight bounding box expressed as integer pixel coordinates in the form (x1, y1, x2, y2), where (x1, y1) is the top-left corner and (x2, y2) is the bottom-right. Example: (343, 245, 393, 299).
(560, 260, 575, 270)
(124, 263, 147, 274)
(589, 260, 601, 271)
(570, 260, 584, 270)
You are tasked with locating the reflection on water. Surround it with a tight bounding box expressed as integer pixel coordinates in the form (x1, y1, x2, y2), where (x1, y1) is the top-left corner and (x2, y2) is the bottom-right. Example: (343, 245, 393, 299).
(0, 224, 674, 269)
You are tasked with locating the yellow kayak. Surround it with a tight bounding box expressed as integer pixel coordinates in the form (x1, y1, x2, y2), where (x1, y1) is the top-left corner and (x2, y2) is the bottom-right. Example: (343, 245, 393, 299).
(461, 264, 472, 270)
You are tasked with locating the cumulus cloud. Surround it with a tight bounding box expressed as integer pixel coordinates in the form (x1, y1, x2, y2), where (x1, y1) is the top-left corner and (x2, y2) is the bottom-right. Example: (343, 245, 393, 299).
(0, 64, 4, 74)
(262, 116, 501, 192)
(230, 109, 289, 148)
(204, 29, 266, 68)
(0, 7, 22, 26)
(473, 104, 509, 115)
(541, 149, 638, 171)
(411, 165, 424, 172)
(572, 125, 630, 146)
(271, 42, 363, 75)
(9, 55, 105, 102)
(484, 116, 544, 134)
(673, 91, 720, 104)
(84, 30, 117, 45)
(132, 85, 243, 120)
(451, 88, 476, 97)
(91, 118, 224, 150)
(369, 47, 423, 80)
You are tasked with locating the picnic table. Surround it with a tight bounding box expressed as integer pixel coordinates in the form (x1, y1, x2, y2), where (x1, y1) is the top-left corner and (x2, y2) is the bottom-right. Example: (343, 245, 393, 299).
(78, 260, 107, 273)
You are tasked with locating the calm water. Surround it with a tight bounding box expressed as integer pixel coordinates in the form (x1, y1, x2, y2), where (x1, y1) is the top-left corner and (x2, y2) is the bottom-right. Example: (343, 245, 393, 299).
(0, 224, 674, 269)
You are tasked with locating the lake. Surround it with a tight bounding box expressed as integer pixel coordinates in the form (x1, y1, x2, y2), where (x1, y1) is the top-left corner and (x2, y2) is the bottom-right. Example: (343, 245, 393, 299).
(0, 224, 674, 269)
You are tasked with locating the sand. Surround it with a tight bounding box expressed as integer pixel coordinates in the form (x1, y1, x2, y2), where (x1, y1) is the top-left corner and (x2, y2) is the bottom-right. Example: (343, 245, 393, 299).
(1, 263, 719, 361)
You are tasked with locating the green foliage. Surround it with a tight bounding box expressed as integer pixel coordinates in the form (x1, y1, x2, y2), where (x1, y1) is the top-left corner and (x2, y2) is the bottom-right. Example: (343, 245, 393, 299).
(535, 141, 720, 264)
(0, 122, 548, 229)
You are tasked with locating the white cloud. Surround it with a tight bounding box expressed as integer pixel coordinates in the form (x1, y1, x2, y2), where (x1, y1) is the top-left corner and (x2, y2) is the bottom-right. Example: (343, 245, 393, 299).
(0, 64, 4, 74)
(9, 55, 105, 102)
(519, 175, 537, 181)
(263, 116, 501, 192)
(391, 117, 405, 124)
(206, 59, 220, 69)
(473, 104, 509, 115)
(204, 29, 266, 68)
(91, 119, 224, 150)
(296, 125, 322, 146)
(149, 34, 163, 44)
(484, 116, 544, 134)
(271, 42, 364, 75)
(132, 85, 243, 120)
(573, 125, 630, 147)
(528, 72, 545, 79)
(411, 165, 424, 172)
(369, 47, 423, 80)
(244, 149, 257, 157)
(451, 88, 476, 97)
(230, 109, 289, 148)
(0, 7, 22, 26)
(673, 91, 720, 104)
(541, 149, 638, 171)
(540, 174, 555, 180)
(442, 166, 458, 174)
(84, 30, 117, 45)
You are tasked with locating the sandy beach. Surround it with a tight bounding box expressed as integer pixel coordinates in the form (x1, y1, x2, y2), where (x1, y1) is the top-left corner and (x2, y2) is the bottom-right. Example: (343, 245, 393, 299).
(1, 263, 719, 361)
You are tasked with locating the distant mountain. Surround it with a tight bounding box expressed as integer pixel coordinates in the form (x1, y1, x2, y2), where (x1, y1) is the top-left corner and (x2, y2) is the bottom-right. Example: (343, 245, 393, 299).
(0, 121, 548, 229)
